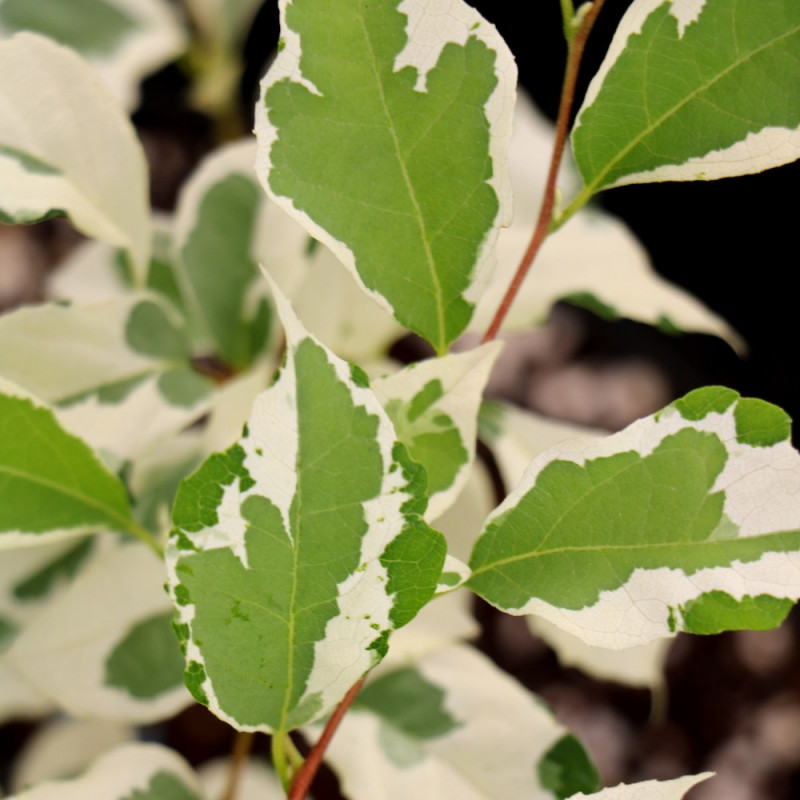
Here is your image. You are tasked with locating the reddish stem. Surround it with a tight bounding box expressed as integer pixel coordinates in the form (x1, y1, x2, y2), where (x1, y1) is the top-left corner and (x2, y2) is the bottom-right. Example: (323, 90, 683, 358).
(481, 0, 607, 344)
(287, 676, 367, 800)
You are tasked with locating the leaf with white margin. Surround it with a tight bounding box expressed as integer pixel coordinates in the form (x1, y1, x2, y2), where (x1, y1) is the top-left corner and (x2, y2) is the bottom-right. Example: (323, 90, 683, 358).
(255, 0, 516, 354)
(307, 643, 599, 800)
(571, 0, 800, 192)
(469, 386, 800, 649)
(0, 33, 150, 281)
(172, 140, 273, 369)
(568, 774, 713, 800)
(11, 719, 134, 793)
(166, 284, 446, 733)
(373, 344, 502, 522)
(4, 542, 191, 722)
(470, 93, 741, 349)
(0, 0, 186, 111)
(0, 294, 191, 405)
(5, 743, 202, 800)
(0, 660, 52, 723)
(57, 371, 212, 470)
(478, 403, 669, 688)
(0, 381, 136, 549)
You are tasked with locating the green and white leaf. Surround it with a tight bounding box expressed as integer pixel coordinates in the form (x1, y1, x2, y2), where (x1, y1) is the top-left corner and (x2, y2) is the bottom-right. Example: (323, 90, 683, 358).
(0, 33, 150, 280)
(5, 743, 202, 800)
(373, 344, 502, 521)
(255, 0, 516, 353)
(11, 719, 135, 793)
(172, 140, 273, 368)
(0, 295, 190, 404)
(572, 0, 800, 191)
(47, 239, 130, 305)
(569, 774, 713, 800)
(167, 285, 446, 733)
(311, 643, 598, 800)
(471, 93, 741, 348)
(0, 381, 136, 549)
(57, 371, 212, 470)
(4, 542, 191, 722)
(469, 387, 800, 648)
(0, 0, 186, 111)
(478, 403, 668, 687)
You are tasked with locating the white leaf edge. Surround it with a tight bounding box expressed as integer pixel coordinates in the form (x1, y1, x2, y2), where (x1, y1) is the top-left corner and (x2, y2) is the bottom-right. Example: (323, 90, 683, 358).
(0, 33, 150, 281)
(5, 541, 192, 723)
(6, 743, 202, 800)
(254, 0, 517, 327)
(372, 343, 503, 521)
(572, 0, 800, 187)
(478, 395, 800, 648)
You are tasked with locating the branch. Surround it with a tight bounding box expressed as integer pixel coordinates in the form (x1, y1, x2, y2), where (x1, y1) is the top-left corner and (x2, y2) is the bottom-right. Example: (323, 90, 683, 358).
(287, 676, 367, 800)
(481, 0, 607, 344)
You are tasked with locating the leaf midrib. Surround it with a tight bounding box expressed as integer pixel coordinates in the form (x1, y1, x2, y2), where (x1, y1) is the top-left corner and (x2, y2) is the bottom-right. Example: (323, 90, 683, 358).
(357, 1, 446, 351)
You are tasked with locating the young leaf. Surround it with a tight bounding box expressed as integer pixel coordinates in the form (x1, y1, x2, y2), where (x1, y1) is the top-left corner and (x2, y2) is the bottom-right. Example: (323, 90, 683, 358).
(572, 0, 800, 191)
(4, 542, 191, 722)
(0, 0, 186, 110)
(0, 382, 135, 549)
(5, 743, 203, 800)
(373, 343, 502, 521)
(308, 643, 596, 800)
(469, 387, 800, 648)
(167, 286, 446, 733)
(255, 0, 516, 353)
(0, 33, 150, 280)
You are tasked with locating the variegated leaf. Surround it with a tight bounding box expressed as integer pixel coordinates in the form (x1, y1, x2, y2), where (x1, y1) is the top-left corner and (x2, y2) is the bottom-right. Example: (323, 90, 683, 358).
(0, 381, 136, 549)
(568, 774, 713, 800)
(469, 387, 800, 648)
(0, 33, 150, 280)
(373, 344, 502, 521)
(309, 643, 600, 800)
(4, 542, 190, 722)
(255, 0, 516, 353)
(167, 286, 446, 733)
(572, 0, 800, 191)
(5, 743, 202, 800)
